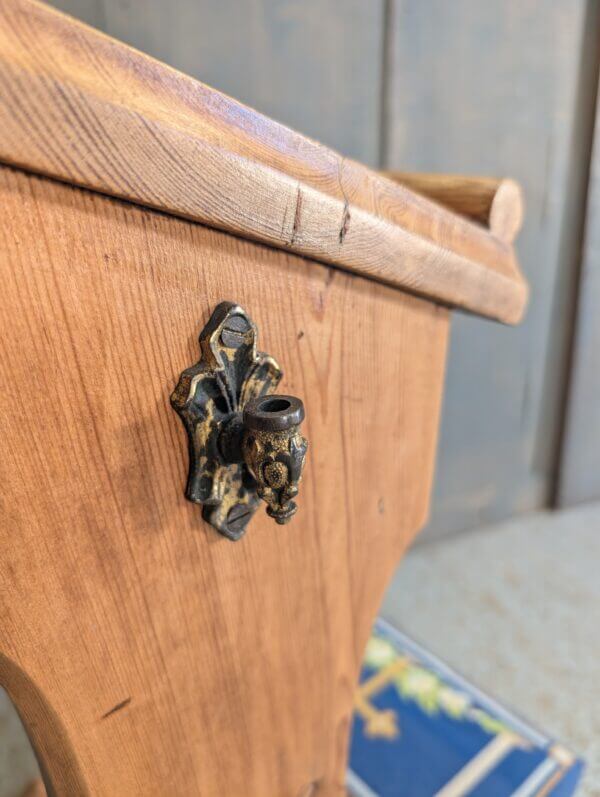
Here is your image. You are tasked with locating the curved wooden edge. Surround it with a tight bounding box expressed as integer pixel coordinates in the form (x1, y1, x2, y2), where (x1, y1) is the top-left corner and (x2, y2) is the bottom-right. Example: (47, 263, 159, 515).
(21, 782, 46, 797)
(0, 0, 528, 324)
(384, 172, 525, 243)
(0, 653, 88, 796)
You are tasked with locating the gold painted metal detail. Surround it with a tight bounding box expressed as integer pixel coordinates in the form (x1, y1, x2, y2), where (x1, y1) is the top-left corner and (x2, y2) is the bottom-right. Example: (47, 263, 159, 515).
(242, 395, 307, 524)
(171, 302, 308, 540)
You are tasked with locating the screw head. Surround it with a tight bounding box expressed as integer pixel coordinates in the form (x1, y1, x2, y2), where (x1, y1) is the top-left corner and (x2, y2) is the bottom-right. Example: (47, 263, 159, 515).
(226, 503, 253, 537)
(220, 314, 251, 348)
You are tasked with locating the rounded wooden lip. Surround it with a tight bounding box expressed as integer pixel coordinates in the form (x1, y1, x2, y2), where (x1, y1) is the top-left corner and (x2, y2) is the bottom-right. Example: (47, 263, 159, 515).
(385, 173, 525, 245)
(0, 0, 527, 325)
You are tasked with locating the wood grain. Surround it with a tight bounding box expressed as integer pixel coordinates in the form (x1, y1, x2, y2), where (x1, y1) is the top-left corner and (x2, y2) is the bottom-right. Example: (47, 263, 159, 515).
(0, 164, 449, 795)
(0, 0, 526, 324)
(385, 173, 524, 243)
(20, 781, 46, 797)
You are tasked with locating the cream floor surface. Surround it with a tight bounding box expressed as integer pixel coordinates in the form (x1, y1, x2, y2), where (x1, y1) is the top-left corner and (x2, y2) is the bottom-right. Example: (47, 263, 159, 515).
(383, 502, 600, 797)
(0, 504, 598, 796)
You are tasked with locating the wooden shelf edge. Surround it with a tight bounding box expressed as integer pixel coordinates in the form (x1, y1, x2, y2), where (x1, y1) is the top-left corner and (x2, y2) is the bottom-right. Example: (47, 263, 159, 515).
(384, 172, 525, 244)
(0, 0, 528, 324)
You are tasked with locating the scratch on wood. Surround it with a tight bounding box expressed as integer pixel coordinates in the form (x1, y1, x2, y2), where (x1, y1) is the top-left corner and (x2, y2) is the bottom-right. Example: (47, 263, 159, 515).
(290, 185, 303, 245)
(339, 202, 351, 244)
(298, 780, 321, 797)
(336, 156, 351, 244)
(281, 200, 289, 238)
(101, 697, 131, 720)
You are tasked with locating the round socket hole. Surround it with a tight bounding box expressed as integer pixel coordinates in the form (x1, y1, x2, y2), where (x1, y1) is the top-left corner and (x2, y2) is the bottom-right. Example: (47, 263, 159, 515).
(259, 398, 292, 413)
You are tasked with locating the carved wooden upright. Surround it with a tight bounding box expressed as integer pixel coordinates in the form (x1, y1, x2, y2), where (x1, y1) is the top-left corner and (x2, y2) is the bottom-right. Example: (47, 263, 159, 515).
(0, 1, 527, 794)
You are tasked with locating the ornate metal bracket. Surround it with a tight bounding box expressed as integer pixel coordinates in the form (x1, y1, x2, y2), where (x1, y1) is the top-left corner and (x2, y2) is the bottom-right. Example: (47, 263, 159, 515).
(171, 302, 308, 540)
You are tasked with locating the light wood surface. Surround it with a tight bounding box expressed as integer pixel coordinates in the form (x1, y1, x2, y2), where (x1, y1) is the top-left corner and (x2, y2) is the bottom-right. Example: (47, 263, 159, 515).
(20, 782, 46, 797)
(385, 173, 524, 243)
(0, 0, 526, 324)
(0, 164, 449, 795)
(0, 3, 530, 792)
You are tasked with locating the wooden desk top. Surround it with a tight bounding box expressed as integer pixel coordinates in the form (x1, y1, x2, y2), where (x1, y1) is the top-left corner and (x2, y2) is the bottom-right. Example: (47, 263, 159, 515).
(0, 0, 527, 323)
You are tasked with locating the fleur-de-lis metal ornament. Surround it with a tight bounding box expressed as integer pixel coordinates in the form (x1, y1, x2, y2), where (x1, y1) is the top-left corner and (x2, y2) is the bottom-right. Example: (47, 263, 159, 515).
(171, 302, 308, 541)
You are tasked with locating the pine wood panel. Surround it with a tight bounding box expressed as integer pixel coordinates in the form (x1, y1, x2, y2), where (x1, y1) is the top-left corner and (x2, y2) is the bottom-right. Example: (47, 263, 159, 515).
(0, 164, 449, 796)
(385, 173, 524, 243)
(0, 0, 526, 324)
(385, 0, 595, 537)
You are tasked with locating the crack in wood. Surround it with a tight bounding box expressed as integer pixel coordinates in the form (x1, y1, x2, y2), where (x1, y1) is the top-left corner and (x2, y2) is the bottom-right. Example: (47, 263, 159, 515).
(101, 697, 132, 720)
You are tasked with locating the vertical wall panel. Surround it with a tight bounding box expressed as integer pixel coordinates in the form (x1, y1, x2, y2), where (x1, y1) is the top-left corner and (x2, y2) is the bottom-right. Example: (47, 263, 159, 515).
(49, 0, 385, 166)
(558, 83, 600, 507)
(385, 0, 596, 538)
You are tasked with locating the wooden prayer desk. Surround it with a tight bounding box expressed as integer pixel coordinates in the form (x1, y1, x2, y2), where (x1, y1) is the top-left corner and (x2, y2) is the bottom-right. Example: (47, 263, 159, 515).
(0, 2, 527, 794)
